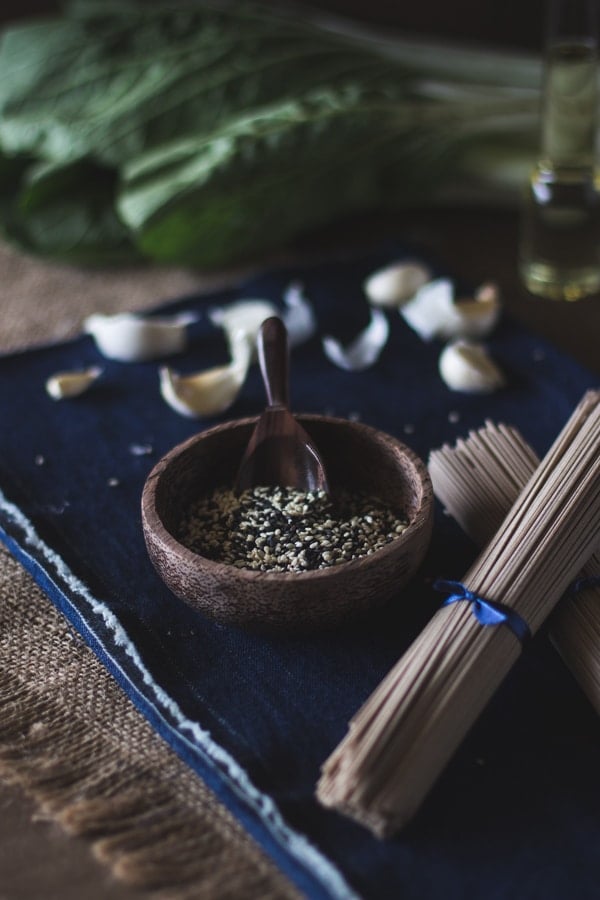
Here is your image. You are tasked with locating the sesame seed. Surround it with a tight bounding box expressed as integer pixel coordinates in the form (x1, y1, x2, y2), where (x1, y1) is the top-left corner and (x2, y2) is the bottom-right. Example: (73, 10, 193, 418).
(178, 486, 408, 574)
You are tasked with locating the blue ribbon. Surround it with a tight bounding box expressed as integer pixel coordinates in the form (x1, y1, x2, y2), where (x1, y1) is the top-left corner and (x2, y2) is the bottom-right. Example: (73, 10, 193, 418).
(434, 579, 531, 645)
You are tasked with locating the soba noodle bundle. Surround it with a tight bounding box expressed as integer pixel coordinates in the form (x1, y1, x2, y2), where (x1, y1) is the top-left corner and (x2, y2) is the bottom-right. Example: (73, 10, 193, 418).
(317, 391, 600, 837)
(428, 419, 600, 714)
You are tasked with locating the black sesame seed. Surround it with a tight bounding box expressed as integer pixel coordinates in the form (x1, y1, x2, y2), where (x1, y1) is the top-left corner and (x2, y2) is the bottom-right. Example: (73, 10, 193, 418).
(178, 486, 408, 574)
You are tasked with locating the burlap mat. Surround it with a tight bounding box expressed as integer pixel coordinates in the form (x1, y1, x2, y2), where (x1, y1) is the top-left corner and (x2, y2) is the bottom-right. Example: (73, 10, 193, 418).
(0, 240, 300, 899)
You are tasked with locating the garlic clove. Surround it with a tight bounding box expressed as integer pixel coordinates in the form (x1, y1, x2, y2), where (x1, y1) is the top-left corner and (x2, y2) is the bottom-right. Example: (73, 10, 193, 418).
(209, 286, 316, 356)
(364, 261, 432, 308)
(400, 278, 501, 342)
(209, 299, 277, 358)
(400, 278, 455, 341)
(159, 336, 252, 418)
(159, 366, 242, 418)
(322, 308, 389, 372)
(45, 366, 103, 399)
(452, 282, 502, 339)
(84, 312, 197, 362)
(474, 281, 501, 305)
(438, 339, 506, 393)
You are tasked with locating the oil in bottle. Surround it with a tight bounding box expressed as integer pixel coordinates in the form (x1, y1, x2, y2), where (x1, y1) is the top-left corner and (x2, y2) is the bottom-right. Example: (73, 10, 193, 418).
(519, 3, 600, 301)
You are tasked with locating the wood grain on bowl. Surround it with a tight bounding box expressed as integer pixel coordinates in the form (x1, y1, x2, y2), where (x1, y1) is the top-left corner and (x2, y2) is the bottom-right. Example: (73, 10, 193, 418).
(141, 416, 434, 632)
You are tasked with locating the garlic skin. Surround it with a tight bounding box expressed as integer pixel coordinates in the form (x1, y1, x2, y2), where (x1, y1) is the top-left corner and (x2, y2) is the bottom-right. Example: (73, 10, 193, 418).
(400, 278, 501, 342)
(84, 311, 197, 362)
(438, 340, 506, 393)
(209, 285, 316, 353)
(45, 366, 103, 399)
(159, 331, 252, 418)
(364, 261, 432, 308)
(454, 282, 502, 339)
(322, 308, 389, 372)
(208, 299, 277, 355)
(164, 286, 316, 418)
(280, 282, 317, 346)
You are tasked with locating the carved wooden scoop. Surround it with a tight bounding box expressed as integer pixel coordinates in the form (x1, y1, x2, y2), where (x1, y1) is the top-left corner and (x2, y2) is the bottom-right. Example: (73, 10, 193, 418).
(235, 316, 329, 494)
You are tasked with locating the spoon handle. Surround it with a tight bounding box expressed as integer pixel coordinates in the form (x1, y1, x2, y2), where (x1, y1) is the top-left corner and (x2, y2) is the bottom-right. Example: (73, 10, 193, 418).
(258, 316, 290, 408)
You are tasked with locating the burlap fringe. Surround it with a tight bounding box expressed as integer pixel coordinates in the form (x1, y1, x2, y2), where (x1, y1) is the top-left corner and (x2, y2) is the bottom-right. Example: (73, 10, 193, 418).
(0, 669, 297, 900)
(0, 247, 301, 899)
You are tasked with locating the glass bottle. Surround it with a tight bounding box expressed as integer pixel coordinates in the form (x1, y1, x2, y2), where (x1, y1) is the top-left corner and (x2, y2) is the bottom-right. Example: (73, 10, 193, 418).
(519, 0, 600, 301)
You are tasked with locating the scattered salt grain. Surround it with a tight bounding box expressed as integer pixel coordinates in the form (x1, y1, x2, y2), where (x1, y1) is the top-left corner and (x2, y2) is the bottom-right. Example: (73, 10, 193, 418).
(129, 443, 153, 457)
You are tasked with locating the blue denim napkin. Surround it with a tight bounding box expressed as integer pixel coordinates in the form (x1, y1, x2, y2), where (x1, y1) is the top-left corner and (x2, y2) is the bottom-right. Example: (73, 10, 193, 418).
(0, 248, 599, 900)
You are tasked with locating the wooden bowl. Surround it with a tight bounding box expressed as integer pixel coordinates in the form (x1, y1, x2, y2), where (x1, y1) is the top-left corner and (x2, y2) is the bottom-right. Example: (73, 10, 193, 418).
(141, 415, 434, 632)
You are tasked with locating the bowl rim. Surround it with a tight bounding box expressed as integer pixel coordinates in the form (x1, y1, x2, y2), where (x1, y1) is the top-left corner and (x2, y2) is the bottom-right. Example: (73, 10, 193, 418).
(141, 414, 433, 583)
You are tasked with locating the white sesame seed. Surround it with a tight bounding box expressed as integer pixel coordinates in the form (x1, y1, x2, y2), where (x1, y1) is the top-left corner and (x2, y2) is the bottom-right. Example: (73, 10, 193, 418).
(178, 486, 408, 573)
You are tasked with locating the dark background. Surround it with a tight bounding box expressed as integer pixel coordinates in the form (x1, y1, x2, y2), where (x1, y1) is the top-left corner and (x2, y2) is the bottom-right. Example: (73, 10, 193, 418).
(0, 1, 546, 52)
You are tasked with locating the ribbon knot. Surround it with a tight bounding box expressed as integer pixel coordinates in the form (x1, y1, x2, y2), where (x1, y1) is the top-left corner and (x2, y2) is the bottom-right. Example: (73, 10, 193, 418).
(434, 579, 531, 645)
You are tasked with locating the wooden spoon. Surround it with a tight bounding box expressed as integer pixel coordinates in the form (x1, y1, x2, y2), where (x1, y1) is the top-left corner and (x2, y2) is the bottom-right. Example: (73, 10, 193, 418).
(235, 316, 329, 494)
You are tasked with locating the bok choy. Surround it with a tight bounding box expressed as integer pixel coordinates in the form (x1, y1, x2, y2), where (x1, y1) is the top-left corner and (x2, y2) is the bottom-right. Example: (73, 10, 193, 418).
(0, 0, 542, 266)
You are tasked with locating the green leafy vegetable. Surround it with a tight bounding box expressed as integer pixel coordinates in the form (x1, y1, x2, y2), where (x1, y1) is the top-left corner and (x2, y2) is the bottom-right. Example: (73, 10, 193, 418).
(0, 0, 541, 267)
